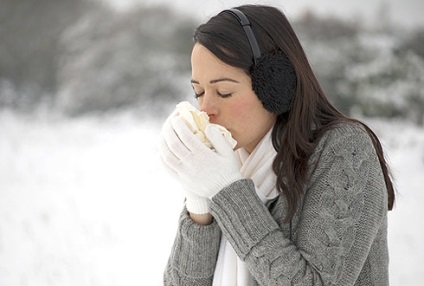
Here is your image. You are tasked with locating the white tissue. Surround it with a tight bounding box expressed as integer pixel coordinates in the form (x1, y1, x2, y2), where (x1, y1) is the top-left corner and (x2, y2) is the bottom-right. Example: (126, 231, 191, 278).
(176, 101, 237, 150)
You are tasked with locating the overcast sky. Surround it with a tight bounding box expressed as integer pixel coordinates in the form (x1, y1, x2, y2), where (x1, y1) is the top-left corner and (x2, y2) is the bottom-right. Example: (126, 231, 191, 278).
(105, 0, 424, 29)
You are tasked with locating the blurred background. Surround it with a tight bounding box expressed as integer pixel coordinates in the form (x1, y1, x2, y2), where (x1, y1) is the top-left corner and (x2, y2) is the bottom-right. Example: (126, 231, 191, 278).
(0, 0, 423, 285)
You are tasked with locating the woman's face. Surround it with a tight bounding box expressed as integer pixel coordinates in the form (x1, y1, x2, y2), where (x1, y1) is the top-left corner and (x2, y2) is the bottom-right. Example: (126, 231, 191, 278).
(191, 43, 276, 153)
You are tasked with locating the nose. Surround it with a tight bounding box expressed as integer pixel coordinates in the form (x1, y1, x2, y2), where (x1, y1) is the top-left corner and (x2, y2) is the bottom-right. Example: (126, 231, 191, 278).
(198, 93, 219, 121)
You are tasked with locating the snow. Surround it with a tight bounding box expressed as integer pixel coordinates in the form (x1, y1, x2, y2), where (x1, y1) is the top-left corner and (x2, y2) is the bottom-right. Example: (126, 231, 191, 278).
(0, 110, 423, 285)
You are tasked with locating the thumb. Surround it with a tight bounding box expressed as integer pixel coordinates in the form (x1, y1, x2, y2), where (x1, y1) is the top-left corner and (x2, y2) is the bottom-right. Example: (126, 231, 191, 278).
(205, 124, 234, 156)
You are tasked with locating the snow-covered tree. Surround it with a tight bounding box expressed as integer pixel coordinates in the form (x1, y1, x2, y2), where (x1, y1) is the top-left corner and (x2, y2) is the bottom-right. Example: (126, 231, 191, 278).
(295, 11, 424, 125)
(341, 32, 424, 125)
(57, 5, 195, 116)
(0, 0, 92, 110)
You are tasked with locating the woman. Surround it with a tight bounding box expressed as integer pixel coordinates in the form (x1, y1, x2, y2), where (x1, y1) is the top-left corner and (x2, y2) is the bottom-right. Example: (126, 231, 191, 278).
(160, 5, 395, 285)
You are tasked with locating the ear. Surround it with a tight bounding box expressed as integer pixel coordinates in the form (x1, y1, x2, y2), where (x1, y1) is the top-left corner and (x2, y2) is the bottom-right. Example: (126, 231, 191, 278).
(251, 51, 297, 114)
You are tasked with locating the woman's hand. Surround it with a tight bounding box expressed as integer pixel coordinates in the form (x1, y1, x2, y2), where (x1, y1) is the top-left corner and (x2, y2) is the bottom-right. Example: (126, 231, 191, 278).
(160, 115, 243, 200)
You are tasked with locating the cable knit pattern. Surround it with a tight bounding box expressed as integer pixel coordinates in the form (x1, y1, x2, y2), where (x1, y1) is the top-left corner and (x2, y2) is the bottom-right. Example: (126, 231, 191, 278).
(164, 123, 389, 285)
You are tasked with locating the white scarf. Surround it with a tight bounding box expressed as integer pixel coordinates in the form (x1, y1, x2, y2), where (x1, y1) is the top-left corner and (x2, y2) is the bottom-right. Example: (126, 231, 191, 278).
(212, 128, 279, 286)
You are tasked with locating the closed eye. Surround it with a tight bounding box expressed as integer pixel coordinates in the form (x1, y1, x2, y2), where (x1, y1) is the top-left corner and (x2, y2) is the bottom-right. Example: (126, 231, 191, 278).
(194, 91, 204, 98)
(217, 92, 232, 98)
(192, 87, 233, 99)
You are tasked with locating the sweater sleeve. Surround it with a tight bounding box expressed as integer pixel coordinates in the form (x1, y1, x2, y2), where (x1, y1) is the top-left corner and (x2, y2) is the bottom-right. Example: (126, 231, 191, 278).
(210, 124, 388, 285)
(163, 207, 222, 286)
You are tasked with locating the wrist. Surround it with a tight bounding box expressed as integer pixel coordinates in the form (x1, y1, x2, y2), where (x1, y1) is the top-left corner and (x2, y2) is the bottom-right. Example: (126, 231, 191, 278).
(189, 212, 213, 225)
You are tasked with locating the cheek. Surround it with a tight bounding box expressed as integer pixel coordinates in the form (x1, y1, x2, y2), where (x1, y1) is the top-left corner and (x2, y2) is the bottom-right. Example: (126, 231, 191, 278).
(230, 101, 251, 117)
(226, 97, 262, 136)
(226, 102, 255, 131)
(229, 92, 260, 116)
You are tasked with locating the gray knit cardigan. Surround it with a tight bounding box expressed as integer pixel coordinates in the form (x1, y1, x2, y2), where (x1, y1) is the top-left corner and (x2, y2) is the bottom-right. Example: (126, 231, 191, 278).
(164, 123, 389, 285)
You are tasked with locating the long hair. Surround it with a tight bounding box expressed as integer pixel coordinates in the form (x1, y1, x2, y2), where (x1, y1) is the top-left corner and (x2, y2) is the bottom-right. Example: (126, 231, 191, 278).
(193, 5, 395, 222)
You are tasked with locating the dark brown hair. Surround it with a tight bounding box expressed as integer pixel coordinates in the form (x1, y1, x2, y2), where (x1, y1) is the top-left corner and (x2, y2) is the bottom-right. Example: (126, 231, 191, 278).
(194, 5, 395, 222)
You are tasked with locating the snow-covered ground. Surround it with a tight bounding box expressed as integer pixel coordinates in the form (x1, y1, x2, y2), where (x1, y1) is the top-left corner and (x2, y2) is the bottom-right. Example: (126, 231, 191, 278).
(0, 110, 423, 285)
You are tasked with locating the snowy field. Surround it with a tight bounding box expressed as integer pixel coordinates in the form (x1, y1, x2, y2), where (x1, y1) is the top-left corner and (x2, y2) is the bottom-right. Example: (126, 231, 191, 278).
(0, 110, 423, 286)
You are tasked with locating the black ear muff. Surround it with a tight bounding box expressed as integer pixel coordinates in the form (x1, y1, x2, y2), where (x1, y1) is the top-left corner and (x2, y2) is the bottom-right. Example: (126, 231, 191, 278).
(221, 8, 297, 115)
(251, 51, 296, 115)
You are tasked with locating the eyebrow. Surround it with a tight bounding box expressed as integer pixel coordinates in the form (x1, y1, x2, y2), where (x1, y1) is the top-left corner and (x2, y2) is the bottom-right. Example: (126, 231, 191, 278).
(191, 78, 240, 84)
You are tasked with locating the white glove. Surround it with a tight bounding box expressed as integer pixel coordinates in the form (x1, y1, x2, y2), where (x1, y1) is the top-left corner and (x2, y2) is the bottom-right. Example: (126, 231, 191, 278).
(160, 115, 243, 200)
(160, 114, 211, 214)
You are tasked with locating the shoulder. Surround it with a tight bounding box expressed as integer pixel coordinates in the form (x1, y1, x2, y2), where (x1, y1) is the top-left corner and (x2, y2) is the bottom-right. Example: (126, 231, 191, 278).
(318, 122, 372, 147)
(313, 122, 376, 159)
(308, 121, 381, 178)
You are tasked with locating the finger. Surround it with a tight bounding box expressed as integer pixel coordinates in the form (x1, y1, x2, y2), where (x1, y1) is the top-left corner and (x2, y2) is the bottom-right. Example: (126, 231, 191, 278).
(171, 116, 210, 154)
(158, 135, 181, 172)
(161, 115, 192, 160)
(205, 124, 234, 156)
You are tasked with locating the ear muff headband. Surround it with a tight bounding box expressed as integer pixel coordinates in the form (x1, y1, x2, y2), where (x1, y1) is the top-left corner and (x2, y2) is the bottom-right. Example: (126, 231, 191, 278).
(221, 9, 261, 65)
(220, 8, 297, 115)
